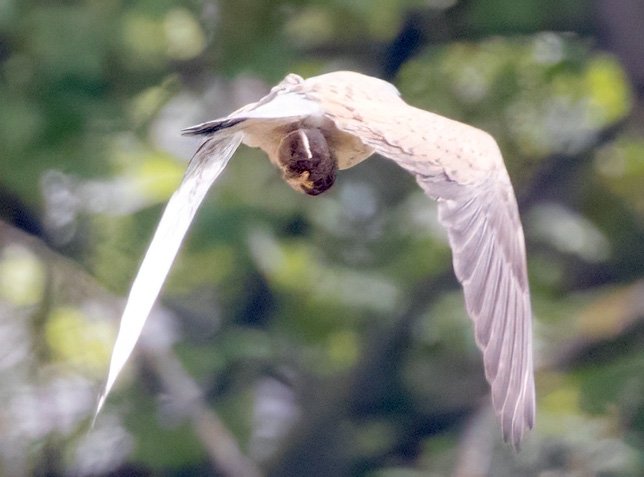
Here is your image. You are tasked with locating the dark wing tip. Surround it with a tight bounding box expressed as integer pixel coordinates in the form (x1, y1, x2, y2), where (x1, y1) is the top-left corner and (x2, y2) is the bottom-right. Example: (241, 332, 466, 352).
(181, 118, 245, 137)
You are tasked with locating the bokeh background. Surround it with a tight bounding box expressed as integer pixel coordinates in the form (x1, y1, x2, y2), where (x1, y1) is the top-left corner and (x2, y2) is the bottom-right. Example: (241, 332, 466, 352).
(1, 0, 644, 475)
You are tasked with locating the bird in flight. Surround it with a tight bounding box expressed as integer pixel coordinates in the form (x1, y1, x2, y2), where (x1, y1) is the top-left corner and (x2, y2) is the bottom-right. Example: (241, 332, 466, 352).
(96, 71, 535, 448)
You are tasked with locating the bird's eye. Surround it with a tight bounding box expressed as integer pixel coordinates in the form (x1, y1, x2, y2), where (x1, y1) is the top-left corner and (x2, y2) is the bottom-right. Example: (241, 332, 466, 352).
(277, 128, 337, 196)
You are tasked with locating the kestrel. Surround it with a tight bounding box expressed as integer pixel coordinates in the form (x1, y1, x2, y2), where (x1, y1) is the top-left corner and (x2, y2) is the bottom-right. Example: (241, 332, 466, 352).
(97, 71, 535, 448)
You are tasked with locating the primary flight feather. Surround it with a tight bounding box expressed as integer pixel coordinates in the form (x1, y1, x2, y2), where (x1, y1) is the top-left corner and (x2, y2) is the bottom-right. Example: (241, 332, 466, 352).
(97, 71, 535, 448)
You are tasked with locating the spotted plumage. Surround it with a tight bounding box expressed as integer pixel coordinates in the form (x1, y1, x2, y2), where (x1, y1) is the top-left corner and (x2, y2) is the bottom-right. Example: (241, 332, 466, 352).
(97, 71, 535, 449)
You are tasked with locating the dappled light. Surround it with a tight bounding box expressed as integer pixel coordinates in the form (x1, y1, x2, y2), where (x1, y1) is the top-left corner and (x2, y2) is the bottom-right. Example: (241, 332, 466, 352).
(1, 0, 644, 475)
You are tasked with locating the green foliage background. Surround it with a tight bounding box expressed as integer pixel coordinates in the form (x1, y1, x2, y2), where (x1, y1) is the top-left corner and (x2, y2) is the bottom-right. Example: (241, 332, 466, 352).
(1, 0, 644, 475)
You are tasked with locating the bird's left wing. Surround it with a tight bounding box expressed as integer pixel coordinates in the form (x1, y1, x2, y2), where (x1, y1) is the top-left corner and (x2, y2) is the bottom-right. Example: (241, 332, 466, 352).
(96, 134, 242, 418)
(302, 72, 535, 447)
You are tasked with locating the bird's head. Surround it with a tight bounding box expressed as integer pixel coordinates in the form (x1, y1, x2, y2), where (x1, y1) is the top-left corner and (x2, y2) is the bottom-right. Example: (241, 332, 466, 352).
(276, 128, 337, 196)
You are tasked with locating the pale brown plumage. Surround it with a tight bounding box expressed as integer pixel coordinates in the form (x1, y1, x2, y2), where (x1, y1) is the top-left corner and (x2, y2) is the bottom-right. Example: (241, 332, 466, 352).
(99, 71, 535, 448)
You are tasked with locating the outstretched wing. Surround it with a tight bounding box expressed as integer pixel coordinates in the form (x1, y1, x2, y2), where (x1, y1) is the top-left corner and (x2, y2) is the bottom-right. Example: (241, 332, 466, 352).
(95, 134, 243, 418)
(307, 73, 535, 447)
(96, 78, 319, 419)
(423, 168, 535, 448)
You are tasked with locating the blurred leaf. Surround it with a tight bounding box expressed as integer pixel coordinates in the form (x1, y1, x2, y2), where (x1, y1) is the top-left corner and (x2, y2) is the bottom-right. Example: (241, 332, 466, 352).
(573, 281, 644, 341)
(584, 54, 633, 126)
(130, 409, 207, 470)
(45, 306, 114, 374)
(595, 136, 644, 220)
(0, 243, 46, 306)
(28, 5, 110, 82)
(579, 355, 644, 418)
(164, 8, 207, 61)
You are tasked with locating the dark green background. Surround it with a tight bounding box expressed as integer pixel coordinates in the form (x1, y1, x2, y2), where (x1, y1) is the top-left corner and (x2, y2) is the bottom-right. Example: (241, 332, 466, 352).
(1, 0, 643, 475)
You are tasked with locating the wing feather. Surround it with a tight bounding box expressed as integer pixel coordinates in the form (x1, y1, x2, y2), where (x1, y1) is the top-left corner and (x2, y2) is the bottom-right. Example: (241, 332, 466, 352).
(399, 155, 535, 448)
(436, 177, 534, 448)
(95, 134, 242, 419)
(434, 175, 534, 447)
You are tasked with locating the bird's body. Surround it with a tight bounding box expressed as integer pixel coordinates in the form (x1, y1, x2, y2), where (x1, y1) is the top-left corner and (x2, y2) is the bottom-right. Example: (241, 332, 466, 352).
(98, 71, 535, 448)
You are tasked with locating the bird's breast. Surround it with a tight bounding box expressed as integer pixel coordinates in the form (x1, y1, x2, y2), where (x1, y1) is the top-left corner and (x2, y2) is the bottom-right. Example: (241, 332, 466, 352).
(242, 115, 374, 195)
